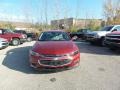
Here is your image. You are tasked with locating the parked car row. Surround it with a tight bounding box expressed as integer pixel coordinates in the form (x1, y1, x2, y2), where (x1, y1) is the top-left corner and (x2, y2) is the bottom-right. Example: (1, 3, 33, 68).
(86, 25, 120, 46)
(71, 25, 120, 51)
(0, 29, 38, 50)
(85, 25, 120, 50)
(105, 31, 120, 50)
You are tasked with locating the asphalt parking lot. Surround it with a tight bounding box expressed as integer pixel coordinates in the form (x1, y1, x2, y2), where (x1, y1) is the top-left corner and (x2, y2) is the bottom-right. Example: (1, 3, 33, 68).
(0, 41, 120, 90)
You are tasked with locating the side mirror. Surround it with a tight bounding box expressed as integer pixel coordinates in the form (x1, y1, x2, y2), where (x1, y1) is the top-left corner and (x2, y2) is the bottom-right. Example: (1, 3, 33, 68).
(71, 36, 78, 41)
(112, 29, 117, 32)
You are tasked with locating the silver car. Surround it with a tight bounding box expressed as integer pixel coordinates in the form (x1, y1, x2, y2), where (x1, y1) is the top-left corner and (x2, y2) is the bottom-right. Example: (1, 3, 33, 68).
(0, 38, 9, 49)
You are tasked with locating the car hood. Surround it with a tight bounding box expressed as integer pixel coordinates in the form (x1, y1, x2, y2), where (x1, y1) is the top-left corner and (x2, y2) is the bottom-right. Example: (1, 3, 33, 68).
(107, 31, 120, 35)
(11, 33, 22, 37)
(89, 31, 110, 36)
(32, 41, 77, 55)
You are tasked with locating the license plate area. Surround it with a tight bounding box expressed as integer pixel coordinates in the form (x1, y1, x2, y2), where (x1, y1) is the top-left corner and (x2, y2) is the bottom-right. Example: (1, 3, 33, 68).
(39, 59, 70, 66)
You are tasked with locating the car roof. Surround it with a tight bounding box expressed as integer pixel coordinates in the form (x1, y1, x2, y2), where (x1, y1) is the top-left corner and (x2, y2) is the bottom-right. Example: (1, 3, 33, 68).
(0, 28, 6, 30)
(43, 30, 65, 32)
(15, 30, 25, 31)
(106, 25, 120, 27)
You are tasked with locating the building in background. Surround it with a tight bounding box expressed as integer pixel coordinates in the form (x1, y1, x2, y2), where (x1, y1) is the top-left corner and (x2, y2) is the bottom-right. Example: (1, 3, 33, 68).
(51, 18, 102, 30)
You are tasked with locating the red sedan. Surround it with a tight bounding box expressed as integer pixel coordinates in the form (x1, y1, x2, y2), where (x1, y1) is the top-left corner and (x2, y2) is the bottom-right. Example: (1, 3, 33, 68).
(29, 30, 80, 70)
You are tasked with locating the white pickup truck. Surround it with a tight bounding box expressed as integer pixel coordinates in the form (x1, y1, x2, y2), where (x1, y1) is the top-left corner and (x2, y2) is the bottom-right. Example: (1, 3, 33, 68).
(0, 38, 9, 49)
(86, 25, 120, 46)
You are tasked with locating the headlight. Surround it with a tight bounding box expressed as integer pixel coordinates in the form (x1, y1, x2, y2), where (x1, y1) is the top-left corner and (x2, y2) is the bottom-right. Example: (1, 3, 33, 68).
(66, 50, 79, 60)
(21, 35, 24, 38)
(22, 34, 27, 38)
(93, 33, 99, 38)
(67, 50, 79, 56)
(30, 50, 44, 57)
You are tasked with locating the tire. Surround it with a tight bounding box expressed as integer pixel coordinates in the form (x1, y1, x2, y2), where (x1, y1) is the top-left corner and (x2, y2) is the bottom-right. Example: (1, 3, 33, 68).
(11, 38, 20, 46)
(90, 41, 95, 45)
(27, 37, 32, 42)
(109, 46, 117, 51)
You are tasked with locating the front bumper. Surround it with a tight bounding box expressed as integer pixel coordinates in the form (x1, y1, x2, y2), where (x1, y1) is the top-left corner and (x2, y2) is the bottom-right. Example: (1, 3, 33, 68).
(29, 53, 80, 69)
(86, 36, 101, 42)
(0, 42, 9, 49)
(105, 41, 120, 48)
(20, 38, 27, 43)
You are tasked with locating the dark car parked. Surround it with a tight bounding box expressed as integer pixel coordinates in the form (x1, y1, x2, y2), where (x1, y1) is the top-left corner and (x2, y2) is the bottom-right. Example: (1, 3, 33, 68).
(70, 29, 92, 40)
(27, 33, 37, 41)
(14, 30, 27, 40)
(14, 30, 27, 35)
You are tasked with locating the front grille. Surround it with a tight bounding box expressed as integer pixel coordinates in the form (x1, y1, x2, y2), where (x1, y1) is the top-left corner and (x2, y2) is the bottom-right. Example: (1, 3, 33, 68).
(106, 39, 120, 43)
(2, 43, 8, 45)
(40, 59, 71, 66)
(106, 35, 120, 43)
(107, 36, 120, 38)
(87, 34, 94, 37)
(86, 34, 95, 39)
(43, 54, 67, 57)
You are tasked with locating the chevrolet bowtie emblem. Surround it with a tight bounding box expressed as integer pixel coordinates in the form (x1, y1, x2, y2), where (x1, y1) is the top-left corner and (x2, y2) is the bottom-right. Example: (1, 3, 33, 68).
(54, 57, 58, 60)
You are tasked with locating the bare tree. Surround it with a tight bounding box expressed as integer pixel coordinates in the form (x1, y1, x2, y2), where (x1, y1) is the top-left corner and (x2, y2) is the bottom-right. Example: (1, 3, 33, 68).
(103, 0, 120, 25)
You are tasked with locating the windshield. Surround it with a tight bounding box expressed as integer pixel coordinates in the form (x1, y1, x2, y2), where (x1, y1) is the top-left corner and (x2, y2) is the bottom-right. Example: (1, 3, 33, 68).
(100, 26, 113, 31)
(5, 29, 14, 33)
(39, 32, 71, 41)
(14, 30, 26, 34)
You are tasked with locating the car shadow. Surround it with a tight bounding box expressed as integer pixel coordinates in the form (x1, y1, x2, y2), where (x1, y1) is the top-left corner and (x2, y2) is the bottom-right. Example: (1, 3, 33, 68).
(2, 46, 67, 74)
(74, 41, 120, 56)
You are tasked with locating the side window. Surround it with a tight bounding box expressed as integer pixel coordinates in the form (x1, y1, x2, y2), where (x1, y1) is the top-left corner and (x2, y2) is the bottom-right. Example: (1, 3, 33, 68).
(114, 26, 120, 31)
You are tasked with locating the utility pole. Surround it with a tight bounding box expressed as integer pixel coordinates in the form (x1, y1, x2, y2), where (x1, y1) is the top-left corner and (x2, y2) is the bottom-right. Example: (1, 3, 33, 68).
(74, 0, 80, 28)
(44, 0, 48, 29)
(55, 0, 60, 29)
(45, 0, 48, 24)
(64, 0, 69, 30)
(85, 11, 88, 28)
